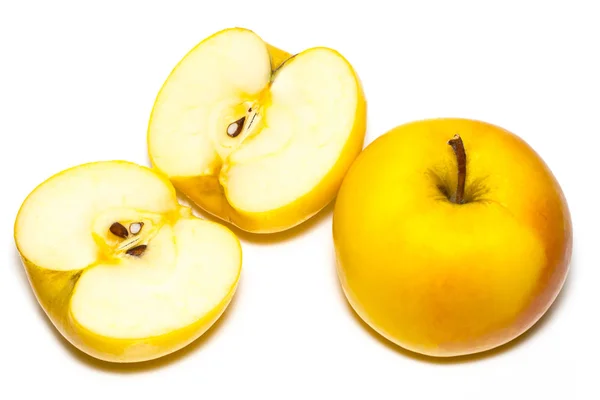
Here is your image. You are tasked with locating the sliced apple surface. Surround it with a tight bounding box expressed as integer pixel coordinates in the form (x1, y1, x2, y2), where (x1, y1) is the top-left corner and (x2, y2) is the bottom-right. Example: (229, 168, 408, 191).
(148, 27, 366, 233)
(14, 161, 241, 363)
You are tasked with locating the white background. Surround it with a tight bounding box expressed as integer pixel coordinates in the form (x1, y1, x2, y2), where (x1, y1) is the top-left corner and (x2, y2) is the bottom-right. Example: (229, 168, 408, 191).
(1, 1, 598, 399)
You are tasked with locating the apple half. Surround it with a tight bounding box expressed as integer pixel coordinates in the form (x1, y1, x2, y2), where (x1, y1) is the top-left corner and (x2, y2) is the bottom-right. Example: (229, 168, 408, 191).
(14, 161, 242, 363)
(147, 27, 366, 233)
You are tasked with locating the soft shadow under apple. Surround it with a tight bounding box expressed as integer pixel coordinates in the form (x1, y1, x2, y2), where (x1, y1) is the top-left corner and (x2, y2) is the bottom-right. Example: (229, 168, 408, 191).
(12, 247, 242, 373)
(332, 249, 576, 365)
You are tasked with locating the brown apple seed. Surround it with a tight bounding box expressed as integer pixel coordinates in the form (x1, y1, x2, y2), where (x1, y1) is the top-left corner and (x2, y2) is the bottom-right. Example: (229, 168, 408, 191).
(227, 116, 245, 138)
(126, 245, 147, 257)
(109, 222, 128, 239)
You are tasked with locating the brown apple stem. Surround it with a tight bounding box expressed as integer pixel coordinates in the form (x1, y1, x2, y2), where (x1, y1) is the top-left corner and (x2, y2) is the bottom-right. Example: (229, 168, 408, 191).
(448, 134, 466, 204)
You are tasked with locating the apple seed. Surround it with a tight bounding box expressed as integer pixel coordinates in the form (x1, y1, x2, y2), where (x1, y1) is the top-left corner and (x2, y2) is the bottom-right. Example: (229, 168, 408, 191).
(126, 244, 147, 257)
(109, 222, 128, 239)
(227, 116, 245, 138)
(129, 222, 143, 235)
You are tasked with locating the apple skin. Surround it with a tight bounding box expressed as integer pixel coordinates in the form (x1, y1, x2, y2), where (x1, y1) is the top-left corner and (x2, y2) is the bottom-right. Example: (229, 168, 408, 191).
(149, 32, 367, 234)
(14, 162, 242, 363)
(332, 118, 572, 357)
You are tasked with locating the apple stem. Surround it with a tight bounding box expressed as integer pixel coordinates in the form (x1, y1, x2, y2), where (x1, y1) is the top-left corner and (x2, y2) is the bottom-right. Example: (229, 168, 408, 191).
(448, 134, 466, 204)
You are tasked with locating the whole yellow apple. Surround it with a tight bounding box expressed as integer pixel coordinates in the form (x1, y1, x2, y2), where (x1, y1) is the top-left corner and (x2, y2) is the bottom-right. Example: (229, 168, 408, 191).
(332, 118, 572, 357)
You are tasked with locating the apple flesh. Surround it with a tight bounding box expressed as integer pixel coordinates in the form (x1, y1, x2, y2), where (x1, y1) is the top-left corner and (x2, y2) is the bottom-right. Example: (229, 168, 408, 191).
(147, 27, 366, 233)
(14, 161, 242, 363)
(333, 118, 572, 357)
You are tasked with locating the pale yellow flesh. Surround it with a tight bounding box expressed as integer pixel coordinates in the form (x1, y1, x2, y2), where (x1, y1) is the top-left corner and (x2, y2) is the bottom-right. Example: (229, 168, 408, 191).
(148, 27, 364, 227)
(15, 162, 177, 271)
(224, 48, 358, 212)
(148, 29, 271, 178)
(71, 218, 240, 339)
(14, 161, 242, 361)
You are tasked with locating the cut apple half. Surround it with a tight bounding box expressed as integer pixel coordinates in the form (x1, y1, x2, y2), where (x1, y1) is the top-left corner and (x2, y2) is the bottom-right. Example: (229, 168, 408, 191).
(14, 161, 242, 363)
(148, 27, 367, 233)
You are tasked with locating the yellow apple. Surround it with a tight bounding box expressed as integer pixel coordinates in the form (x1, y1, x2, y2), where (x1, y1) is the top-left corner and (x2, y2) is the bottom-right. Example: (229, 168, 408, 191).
(14, 161, 242, 363)
(147, 27, 366, 233)
(333, 118, 572, 357)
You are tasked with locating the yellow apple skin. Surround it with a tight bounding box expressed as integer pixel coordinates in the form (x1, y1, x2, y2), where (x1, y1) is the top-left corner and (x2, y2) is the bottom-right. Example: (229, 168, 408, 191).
(333, 118, 572, 357)
(149, 31, 367, 234)
(14, 162, 242, 363)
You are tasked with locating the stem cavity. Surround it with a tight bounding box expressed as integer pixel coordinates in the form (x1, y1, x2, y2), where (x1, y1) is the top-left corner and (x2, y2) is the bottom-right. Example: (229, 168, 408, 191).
(447, 134, 467, 204)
